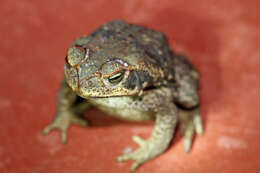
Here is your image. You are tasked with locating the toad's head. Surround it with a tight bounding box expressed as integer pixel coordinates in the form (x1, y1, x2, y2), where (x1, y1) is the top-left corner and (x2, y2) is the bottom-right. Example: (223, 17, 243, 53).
(64, 45, 151, 98)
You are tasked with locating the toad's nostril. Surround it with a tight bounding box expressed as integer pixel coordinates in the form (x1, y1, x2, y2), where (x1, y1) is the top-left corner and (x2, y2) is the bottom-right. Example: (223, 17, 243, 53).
(67, 46, 86, 66)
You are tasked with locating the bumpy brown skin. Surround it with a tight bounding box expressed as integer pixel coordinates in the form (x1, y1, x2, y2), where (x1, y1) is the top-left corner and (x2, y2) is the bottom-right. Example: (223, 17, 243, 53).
(42, 20, 203, 171)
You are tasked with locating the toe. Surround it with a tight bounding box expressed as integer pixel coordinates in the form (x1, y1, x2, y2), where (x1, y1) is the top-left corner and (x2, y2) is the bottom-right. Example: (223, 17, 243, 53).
(71, 117, 89, 127)
(194, 115, 203, 135)
(42, 124, 54, 135)
(184, 136, 192, 153)
(184, 125, 194, 153)
(130, 161, 142, 172)
(61, 130, 68, 144)
(132, 136, 146, 147)
(117, 153, 133, 162)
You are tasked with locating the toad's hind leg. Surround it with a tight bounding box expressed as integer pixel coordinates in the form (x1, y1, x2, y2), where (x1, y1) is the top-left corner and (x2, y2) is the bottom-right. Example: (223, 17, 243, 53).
(42, 79, 91, 143)
(179, 107, 203, 152)
(173, 54, 203, 152)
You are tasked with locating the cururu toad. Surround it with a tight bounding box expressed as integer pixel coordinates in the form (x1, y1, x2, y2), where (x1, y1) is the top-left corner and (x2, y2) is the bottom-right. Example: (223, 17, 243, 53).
(42, 20, 203, 171)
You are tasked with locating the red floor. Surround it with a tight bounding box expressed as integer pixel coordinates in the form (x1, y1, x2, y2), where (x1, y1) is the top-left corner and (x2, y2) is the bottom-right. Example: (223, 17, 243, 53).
(1, 0, 260, 173)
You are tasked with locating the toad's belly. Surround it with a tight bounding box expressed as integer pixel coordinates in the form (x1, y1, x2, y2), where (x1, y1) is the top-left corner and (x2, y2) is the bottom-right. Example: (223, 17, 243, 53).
(89, 97, 155, 122)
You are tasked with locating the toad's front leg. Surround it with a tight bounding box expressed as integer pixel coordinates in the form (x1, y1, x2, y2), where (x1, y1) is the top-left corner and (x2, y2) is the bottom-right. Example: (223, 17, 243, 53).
(117, 104, 178, 171)
(42, 79, 91, 143)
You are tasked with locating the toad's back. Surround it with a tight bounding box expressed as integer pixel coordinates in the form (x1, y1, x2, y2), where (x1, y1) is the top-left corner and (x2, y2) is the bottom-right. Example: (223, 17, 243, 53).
(85, 20, 176, 80)
(82, 20, 198, 88)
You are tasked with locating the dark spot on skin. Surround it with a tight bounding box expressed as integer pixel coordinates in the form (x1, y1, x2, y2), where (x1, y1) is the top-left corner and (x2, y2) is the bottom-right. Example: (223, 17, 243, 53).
(124, 70, 141, 90)
(132, 95, 143, 101)
(74, 96, 85, 105)
(143, 85, 157, 91)
(91, 27, 118, 42)
(65, 56, 69, 64)
(87, 81, 93, 87)
(138, 70, 153, 85)
(102, 30, 117, 40)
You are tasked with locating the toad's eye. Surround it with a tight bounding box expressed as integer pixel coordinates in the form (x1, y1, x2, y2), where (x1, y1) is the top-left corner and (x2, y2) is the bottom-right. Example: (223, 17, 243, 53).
(108, 71, 124, 84)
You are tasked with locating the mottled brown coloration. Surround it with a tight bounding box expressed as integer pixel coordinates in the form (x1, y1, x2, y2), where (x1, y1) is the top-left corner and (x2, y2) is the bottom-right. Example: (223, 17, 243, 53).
(42, 20, 203, 171)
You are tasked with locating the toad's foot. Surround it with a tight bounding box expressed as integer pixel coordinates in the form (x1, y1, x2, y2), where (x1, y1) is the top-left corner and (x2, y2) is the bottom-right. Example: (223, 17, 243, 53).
(117, 135, 164, 172)
(42, 110, 89, 143)
(179, 107, 203, 152)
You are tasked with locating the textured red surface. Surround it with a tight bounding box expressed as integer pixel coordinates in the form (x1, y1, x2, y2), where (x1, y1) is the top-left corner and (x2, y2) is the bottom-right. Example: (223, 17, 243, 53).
(1, 0, 260, 173)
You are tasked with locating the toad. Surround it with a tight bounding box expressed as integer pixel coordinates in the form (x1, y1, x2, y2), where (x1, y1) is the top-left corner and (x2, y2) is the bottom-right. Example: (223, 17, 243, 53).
(42, 20, 203, 171)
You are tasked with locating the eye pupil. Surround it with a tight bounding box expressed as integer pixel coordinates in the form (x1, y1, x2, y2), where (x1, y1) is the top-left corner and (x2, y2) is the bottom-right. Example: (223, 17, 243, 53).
(108, 71, 124, 84)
